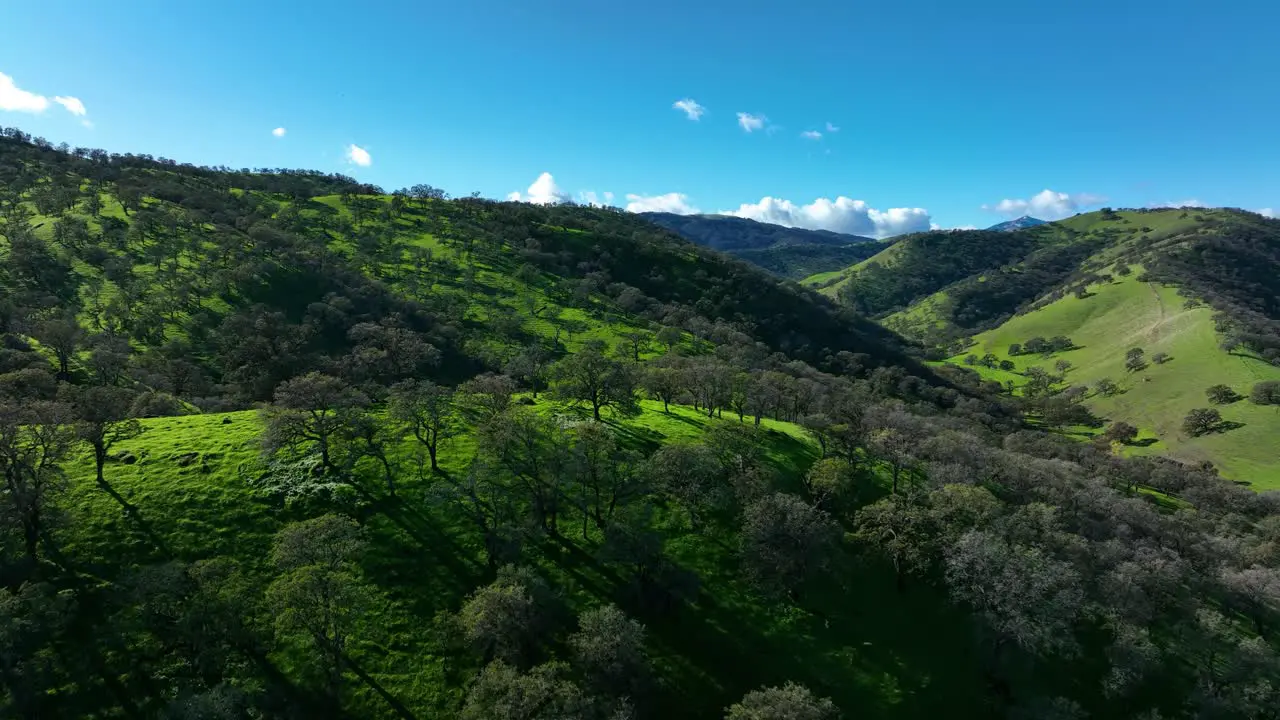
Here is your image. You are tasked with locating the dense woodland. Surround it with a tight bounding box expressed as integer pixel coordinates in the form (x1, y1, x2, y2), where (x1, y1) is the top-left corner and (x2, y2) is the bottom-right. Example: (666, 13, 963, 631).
(3, 127, 1280, 719)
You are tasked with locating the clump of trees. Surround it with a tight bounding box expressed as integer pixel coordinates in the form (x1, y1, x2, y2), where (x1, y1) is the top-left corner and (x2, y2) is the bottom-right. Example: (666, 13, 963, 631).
(1011, 336, 1075, 356)
(1251, 380, 1280, 406)
(1183, 407, 1223, 437)
(1206, 384, 1239, 404)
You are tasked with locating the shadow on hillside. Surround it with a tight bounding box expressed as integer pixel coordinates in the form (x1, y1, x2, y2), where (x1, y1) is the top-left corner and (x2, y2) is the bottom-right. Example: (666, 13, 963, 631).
(97, 480, 173, 557)
(1129, 438, 1160, 447)
(344, 652, 419, 720)
(1215, 420, 1247, 433)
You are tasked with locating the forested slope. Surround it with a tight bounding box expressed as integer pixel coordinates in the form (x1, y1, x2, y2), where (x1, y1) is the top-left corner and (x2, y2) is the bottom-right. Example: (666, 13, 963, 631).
(641, 212, 882, 279)
(3, 127, 1280, 720)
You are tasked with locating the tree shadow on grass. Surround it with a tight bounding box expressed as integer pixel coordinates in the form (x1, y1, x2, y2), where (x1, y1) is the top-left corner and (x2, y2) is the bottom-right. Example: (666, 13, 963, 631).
(359, 490, 485, 612)
(97, 480, 173, 558)
(344, 653, 419, 720)
(1214, 420, 1247, 433)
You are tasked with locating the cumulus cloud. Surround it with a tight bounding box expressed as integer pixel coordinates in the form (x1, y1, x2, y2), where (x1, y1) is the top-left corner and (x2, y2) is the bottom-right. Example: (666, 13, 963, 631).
(0, 72, 91, 121)
(800, 130, 822, 140)
(577, 190, 617, 207)
(672, 98, 705, 121)
(0, 72, 50, 113)
(345, 144, 372, 166)
(507, 172, 571, 205)
(825, 121, 840, 133)
(52, 95, 86, 116)
(1258, 208, 1276, 218)
(737, 112, 766, 133)
(625, 192, 700, 215)
(1145, 199, 1206, 209)
(982, 189, 1106, 220)
(724, 196, 931, 238)
(272, 127, 286, 137)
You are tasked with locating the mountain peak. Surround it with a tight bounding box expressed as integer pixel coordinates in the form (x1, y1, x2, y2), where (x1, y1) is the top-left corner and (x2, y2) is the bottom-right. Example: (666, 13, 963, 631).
(987, 216, 1048, 232)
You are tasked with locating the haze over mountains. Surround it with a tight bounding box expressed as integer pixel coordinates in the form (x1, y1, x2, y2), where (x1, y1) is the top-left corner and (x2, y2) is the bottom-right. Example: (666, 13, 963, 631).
(641, 211, 882, 279)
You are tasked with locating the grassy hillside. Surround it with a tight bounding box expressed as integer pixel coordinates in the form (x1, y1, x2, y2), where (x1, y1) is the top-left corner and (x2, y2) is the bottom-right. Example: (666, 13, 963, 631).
(801, 239, 899, 296)
(946, 269, 1280, 488)
(58, 402, 997, 719)
(7, 128, 1280, 720)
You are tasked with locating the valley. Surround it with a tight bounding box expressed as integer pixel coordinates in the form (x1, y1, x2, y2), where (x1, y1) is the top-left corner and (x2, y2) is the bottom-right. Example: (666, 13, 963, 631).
(2, 127, 1279, 720)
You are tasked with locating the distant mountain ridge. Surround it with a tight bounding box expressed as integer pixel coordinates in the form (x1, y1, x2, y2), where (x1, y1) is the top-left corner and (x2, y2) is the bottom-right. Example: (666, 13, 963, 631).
(641, 212, 881, 279)
(987, 215, 1047, 231)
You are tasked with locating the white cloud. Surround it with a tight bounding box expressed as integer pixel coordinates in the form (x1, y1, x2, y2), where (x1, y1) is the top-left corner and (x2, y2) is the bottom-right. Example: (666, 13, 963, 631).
(825, 122, 840, 133)
(800, 130, 822, 140)
(1257, 208, 1275, 218)
(345, 144, 372, 167)
(0, 72, 50, 113)
(1145, 199, 1206, 209)
(724, 196, 931, 238)
(272, 127, 286, 137)
(672, 98, 705, 121)
(982, 189, 1106, 220)
(737, 112, 766, 133)
(577, 190, 617, 207)
(52, 95, 86, 116)
(508, 172, 570, 205)
(625, 192, 699, 215)
(0, 73, 92, 122)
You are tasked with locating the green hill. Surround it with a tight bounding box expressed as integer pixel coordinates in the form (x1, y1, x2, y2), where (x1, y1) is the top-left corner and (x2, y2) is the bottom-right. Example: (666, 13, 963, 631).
(829, 207, 1280, 486)
(5, 127, 1280, 720)
(949, 269, 1280, 487)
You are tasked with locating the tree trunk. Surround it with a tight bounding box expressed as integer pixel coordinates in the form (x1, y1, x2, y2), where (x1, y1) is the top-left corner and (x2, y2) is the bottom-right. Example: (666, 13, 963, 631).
(428, 443, 439, 473)
(95, 443, 108, 486)
(22, 511, 39, 561)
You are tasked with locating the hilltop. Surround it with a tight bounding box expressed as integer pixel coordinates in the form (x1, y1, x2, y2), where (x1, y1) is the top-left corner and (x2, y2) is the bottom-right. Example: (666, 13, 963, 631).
(823, 206, 1280, 486)
(642, 212, 882, 279)
(4, 126, 1280, 720)
(987, 215, 1047, 232)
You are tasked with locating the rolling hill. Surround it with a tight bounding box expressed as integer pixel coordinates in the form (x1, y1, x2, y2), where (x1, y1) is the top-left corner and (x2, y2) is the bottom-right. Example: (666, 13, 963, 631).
(641, 212, 883, 279)
(823, 206, 1280, 487)
(5, 126, 1280, 720)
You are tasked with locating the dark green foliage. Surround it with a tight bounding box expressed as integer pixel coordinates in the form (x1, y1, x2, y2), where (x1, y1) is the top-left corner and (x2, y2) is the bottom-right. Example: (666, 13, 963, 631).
(1183, 408, 1223, 436)
(739, 492, 839, 597)
(1250, 380, 1280, 406)
(1125, 347, 1147, 373)
(551, 343, 639, 421)
(1102, 421, 1139, 445)
(1206, 384, 1239, 404)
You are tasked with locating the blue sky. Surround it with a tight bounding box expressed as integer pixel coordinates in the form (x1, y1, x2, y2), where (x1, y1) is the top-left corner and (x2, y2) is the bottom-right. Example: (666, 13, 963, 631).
(3, 0, 1278, 236)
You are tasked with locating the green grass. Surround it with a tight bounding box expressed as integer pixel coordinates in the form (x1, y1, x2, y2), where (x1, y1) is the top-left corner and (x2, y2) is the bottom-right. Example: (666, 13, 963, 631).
(942, 270, 1280, 489)
(58, 400, 990, 719)
(800, 239, 898, 297)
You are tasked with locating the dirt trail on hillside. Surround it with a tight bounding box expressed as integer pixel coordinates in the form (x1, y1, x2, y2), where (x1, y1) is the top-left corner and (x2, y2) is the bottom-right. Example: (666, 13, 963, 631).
(1146, 282, 1166, 343)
